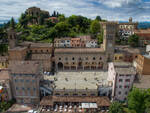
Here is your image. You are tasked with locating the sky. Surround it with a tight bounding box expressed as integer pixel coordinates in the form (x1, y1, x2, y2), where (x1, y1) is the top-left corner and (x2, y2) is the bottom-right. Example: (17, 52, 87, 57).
(0, 0, 150, 23)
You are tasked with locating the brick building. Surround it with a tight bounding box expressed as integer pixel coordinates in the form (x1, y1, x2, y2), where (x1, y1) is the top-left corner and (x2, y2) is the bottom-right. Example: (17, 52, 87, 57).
(9, 61, 43, 104)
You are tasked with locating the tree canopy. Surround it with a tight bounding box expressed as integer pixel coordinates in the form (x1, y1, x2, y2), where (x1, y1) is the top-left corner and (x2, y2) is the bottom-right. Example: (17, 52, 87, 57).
(109, 102, 124, 113)
(128, 34, 139, 47)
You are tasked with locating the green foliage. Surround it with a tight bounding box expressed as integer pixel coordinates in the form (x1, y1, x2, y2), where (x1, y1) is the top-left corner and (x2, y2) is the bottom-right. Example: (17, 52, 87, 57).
(90, 20, 103, 44)
(96, 16, 102, 21)
(10, 17, 16, 29)
(67, 15, 91, 33)
(128, 34, 139, 47)
(109, 102, 124, 113)
(0, 99, 15, 112)
(58, 14, 65, 22)
(0, 44, 8, 55)
(90, 20, 100, 35)
(128, 88, 150, 113)
(54, 22, 71, 37)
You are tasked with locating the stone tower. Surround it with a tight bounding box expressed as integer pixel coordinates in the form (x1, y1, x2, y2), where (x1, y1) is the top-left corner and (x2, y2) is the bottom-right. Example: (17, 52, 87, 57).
(7, 28, 18, 49)
(101, 22, 118, 62)
(129, 17, 132, 23)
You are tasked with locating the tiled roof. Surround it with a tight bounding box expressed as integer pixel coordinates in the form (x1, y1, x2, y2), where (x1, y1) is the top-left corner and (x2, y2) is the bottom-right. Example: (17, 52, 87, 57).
(9, 61, 40, 74)
(55, 48, 104, 54)
(40, 96, 110, 107)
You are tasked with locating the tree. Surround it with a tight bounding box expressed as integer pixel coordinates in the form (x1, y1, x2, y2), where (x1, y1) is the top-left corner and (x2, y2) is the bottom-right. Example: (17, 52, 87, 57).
(128, 34, 139, 47)
(96, 16, 102, 21)
(54, 22, 71, 37)
(127, 88, 150, 113)
(109, 102, 124, 113)
(90, 20, 100, 35)
(10, 17, 16, 28)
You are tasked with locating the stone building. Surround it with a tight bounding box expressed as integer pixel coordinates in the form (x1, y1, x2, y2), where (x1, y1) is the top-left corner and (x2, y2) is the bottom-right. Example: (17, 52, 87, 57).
(134, 29, 150, 47)
(134, 54, 150, 75)
(118, 17, 138, 40)
(26, 7, 50, 17)
(8, 28, 53, 72)
(0, 56, 8, 69)
(26, 7, 50, 25)
(0, 69, 12, 101)
(108, 62, 136, 101)
(54, 22, 118, 71)
(9, 61, 42, 104)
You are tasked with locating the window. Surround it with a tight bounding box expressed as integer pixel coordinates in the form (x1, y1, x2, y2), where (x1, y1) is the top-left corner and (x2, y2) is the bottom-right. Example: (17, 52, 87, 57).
(72, 57, 75, 60)
(119, 85, 122, 88)
(65, 57, 68, 61)
(64, 93, 69, 96)
(14, 79, 17, 82)
(55, 93, 60, 96)
(59, 58, 61, 60)
(22, 87, 25, 90)
(82, 94, 86, 96)
(32, 80, 35, 83)
(20, 79, 24, 82)
(16, 87, 18, 90)
(91, 94, 95, 96)
(124, 86, 129, 88)
(41, 50, 43, 53)
(27, 88, 30, 90)
(93, 57, 96, 60)
(47, 50, 49, 52)
(86, 57, 88, 60)
(26, 80, 29, 82)
(73, 94, 78, 96)
(125, 92, 128, 95)
(118, 91, 121, 95)
(126, 79, 130, 82)
(119, 79, 123, 82)
(33, 88, 36, 91)
(99, 57, 102, 60)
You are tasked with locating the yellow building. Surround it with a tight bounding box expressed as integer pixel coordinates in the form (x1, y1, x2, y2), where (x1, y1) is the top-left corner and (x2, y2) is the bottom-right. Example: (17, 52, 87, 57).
(114, 53, 124, 62)
(0, 56, 8, 69)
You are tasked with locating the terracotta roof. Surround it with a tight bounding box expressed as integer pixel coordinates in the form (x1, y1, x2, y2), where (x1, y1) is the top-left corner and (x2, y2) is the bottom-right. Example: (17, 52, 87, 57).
(20, 41, 52, 48)
(0, 69, 10, 80)
(40, 96, 110, 107)
(9, 61, 40, 74)
(55, 48, 104, 54)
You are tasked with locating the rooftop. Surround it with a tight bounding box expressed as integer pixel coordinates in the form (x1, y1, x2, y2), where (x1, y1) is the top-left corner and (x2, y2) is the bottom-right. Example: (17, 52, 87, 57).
(0, 69, 10, 80)
(44, 71, 109, 90)
(55, 48, 104, 54)
(113, 62, 136, 75)
(134, 75, 150, 89)
(40, 96, 110, 107)
(9, 61, 40, 74)
(9, 46, 27, 51)
(20, 41, 52, 48)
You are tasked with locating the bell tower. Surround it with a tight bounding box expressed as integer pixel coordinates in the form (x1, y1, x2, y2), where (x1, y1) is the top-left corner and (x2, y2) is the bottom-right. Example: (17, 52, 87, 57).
(101, 22, 118, 62)
(7, 28, 18, 49)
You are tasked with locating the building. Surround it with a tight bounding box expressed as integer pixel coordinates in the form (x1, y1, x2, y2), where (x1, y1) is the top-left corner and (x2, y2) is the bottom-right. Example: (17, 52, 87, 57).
(54, 38, 71, 48)
(134, 29, 150, 47)
(118, 17, 138, 40)
(134, 54, 150, 75)
(108, 62, 136, 101)
(54, 22, 118, 71)
(8, 28, 53, 72)
(26, 7, 50, 25)
(0, 69, 12, 101)
(114, 45, 145, 62)
(0, 56, 8, 69)
(9, 61, 43, 104)
(54, 36, 98, 48)
(40, 71, 111, 112)
(45, 17, 58, 23)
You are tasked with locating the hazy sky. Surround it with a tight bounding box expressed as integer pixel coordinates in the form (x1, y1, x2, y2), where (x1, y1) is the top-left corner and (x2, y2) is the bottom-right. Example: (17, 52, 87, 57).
(0, 0, 150, 22)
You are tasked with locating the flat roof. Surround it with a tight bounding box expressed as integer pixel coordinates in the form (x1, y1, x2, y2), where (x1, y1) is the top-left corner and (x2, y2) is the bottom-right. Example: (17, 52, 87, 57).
(0, 69, 10, 80)
(113, 62, 136, 75)
(44, 71, 108, 90)
(9, 61, 40, 74)
(134, 75, 150, 89)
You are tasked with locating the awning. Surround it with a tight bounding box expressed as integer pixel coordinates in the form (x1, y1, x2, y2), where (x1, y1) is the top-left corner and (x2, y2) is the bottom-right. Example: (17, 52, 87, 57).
(81, 103, 97, 109)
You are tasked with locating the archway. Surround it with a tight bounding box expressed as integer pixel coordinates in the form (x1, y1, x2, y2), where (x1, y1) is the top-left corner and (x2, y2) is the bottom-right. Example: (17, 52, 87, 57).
(58, 62, 63, 70)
